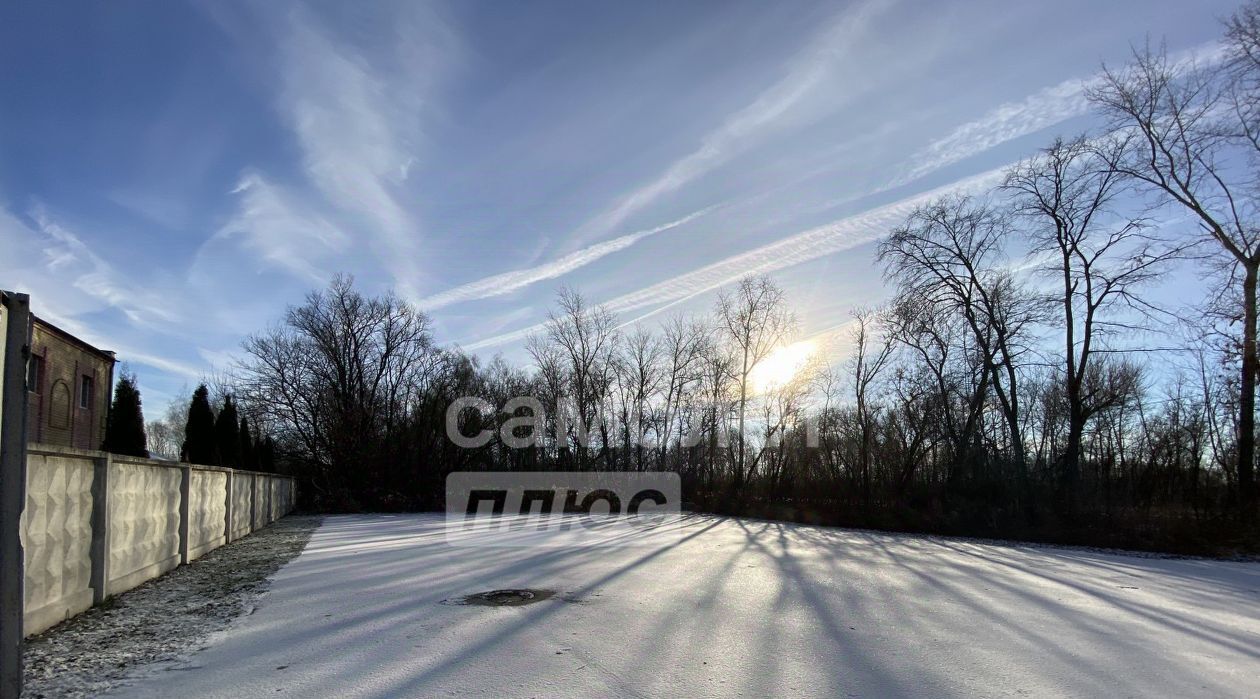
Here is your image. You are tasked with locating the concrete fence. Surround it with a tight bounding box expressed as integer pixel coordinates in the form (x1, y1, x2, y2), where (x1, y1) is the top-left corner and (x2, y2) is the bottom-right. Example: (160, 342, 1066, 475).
(20, 443, 296, 636)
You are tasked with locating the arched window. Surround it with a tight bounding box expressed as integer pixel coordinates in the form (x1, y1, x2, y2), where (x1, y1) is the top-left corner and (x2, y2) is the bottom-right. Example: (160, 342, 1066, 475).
(49, 379, 71, 429)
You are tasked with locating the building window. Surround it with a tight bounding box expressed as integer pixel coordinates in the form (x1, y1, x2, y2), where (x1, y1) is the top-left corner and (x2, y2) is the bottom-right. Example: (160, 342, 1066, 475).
(80, 375, 94, 410)
(27, 355, 44, 393)
(49, 381, 71, 429)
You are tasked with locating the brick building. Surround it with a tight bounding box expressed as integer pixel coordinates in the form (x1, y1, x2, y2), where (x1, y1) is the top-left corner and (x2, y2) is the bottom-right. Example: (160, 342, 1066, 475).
(25, 316, 115, 449)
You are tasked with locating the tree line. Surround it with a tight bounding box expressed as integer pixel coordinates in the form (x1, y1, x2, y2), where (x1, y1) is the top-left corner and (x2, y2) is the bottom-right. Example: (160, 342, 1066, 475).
(174, 385, 278, 472)
(215, 4, 1260, 552)
(100, 368, 278, 473)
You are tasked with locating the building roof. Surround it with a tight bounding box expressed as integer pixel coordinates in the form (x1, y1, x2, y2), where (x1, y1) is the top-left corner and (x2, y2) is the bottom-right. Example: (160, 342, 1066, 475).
(32, 315, 117, 363)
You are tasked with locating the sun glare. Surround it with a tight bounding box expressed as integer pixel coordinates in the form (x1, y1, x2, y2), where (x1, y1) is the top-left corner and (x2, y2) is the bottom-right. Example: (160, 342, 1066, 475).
(751, 340, 816, 394)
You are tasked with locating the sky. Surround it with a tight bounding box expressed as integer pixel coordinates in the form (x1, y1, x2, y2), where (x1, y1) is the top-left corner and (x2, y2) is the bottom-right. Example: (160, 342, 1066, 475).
(0, 0, 1240, 411)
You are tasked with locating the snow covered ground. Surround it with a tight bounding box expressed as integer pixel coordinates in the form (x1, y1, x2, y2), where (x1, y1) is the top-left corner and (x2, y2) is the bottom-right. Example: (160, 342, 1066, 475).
(23, 516, 320, 699)
(112, 513, 1260, 698)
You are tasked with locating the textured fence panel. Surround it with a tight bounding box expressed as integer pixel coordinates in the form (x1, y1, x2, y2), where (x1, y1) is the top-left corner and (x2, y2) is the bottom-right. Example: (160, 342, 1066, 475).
(106, 459, 181, 596)
(21, 450, 94, 635)
(264, 476, 274, 525)
(277, 479, 292, 515)
(187, 469, 227, 560)
(253, 476, 269, 527)
(229, 471, 252, 541)
(20, 444, 296, 637)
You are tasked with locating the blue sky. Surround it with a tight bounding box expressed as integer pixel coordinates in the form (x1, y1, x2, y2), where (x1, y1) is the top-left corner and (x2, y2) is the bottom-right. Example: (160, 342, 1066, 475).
(0, 0, 1237, 410)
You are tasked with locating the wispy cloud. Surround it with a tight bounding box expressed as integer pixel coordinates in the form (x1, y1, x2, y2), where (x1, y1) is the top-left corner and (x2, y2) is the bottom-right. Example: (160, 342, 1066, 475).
(115, 349, 207, 381)
(890, 78, 1095, 188)
(574, 0, 895, 243)
(23, 206, 178, 327)
(207, 172, 349, 284)
(0, 260, 206, 380)
(0, 205, 218, 381)
(606, 167, 1008, 316)
(460, 321, 542, 352)
(418, 207, 713, 310)
(464, 165, 1008, 351)
(889, 41, 1227, 189)
(272, 4, 457, 300)
(75, 334, 206, 383)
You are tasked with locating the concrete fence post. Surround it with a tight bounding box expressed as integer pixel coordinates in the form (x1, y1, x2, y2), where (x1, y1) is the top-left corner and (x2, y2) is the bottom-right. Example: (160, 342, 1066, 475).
(250, 473, 257, 532)
(89, 454, 111, 604)
(224, 468, 233, 543)
(178, 465, 191, 565)
(1, 290, 32, 699)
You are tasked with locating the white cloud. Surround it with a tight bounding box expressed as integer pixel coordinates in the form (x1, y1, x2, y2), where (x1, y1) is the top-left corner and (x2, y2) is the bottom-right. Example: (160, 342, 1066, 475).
(22, 206, 178, 327)
(574, 0, 895, 242)
(890, 41, 1227, 189)
(0, 206, 208, 380)
(207, 172, 349, 284)
(273, 4, 457, 301)
(117, 350, 207, 381)
(464, 165, 1008, 351)
(418, 207, 714, 310)
(15, 293, 206, 380)
(603, 167, 1007, 315)
(891, 78, 1095, 188)
(460, 322, 542, 352)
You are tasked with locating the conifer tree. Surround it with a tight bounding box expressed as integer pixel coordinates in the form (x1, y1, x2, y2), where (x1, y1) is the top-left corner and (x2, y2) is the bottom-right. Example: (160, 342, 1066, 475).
(239, 416, 259, 471)
(214, 395, 240, 467)
(102, 371, 148, 457)
(260, 436, 277, 473)
(182, 384, 217, 465)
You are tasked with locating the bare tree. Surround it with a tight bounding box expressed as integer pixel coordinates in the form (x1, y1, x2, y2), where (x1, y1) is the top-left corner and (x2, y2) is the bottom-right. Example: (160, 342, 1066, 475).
(886, 294, 989, 480)
(696, 333, 736, 494)
(657, 316, 708, 468)
(1004, 135, 1178, 500)
(236, 275, 435, 503)
(613, 325, 662, 471)
(1089, 41, 1260, 509)
(848, 307, 894, 505)
(1226, 2, 1260, 158)
(524, 336, 567, 461)
(879, 197, 1037, 474)
(756, 350, 818, 497)
(528, 287, 618, 469)
(144, 394, 189, 460)
(716, 275, 796, 490)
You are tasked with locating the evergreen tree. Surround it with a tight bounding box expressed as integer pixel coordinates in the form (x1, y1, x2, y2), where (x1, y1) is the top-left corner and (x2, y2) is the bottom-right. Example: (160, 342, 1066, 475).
(260, 436, 276, 473)
(102, 371, 148, 457)
(182, 385, 217, 465)
(239, 416, 259, 471)
(214, 395, 240, 467)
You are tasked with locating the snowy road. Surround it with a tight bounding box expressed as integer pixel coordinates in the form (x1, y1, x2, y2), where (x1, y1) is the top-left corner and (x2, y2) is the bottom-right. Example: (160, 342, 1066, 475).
(115, 514, 1260, 698)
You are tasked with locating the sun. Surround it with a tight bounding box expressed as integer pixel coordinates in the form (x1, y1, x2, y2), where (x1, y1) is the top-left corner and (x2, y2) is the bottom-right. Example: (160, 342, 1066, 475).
(750, 340, 816, 394)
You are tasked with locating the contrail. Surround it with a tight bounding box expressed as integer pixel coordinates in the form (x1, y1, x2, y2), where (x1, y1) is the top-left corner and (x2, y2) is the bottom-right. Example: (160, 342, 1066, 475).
(886, 40, 1225, 190)
(418, 207, 713, 310)
(572, 0, 894, 243)
(463, 165, 1007, 351)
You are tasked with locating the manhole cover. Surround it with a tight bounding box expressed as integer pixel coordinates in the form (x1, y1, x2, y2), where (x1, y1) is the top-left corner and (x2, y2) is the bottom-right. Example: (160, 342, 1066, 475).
(445, 589, 556, 607)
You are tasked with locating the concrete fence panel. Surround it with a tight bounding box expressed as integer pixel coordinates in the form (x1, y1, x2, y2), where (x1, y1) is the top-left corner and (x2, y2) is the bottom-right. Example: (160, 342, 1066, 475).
(277, 479, 292, 515)
(18, 444, 297, 637)
(187, 469, 228, 561)
(20, 448, 94, 635)
(253, 476, 266, 528)
(262, 477, 271, 524)
(268, 477, 279, 523)
(263, 475, 270, 526)
(229, 471, 252, 541)
(106, 458, 181, 597)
